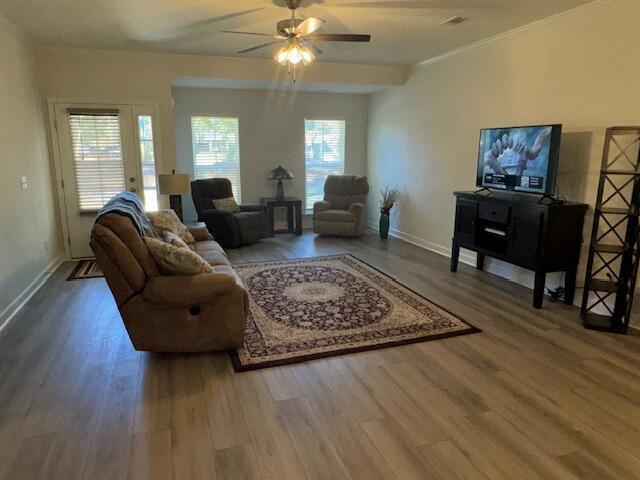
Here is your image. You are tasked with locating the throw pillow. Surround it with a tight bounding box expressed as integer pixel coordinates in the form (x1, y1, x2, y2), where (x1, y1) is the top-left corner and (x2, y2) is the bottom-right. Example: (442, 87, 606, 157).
(144, 237, 213, 276)
(148, 209, 195, 243)
(163, 231, 190, 249)
(212, 197, 241, 213)
(189, 226, 214, 241)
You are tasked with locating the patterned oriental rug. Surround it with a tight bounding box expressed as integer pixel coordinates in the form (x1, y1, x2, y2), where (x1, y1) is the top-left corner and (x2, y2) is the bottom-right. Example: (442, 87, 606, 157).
(230, 255, 480, 371)
(67, 259, 103, 281)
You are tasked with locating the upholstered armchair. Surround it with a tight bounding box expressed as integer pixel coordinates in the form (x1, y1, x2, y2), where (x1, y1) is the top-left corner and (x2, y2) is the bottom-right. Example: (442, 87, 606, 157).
(191, 178, 267, 248)
(313, 175, 370, 237)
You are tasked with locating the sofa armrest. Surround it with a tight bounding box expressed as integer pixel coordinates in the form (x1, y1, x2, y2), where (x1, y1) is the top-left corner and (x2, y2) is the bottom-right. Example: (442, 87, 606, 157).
(348, 202, 366, 217)
(313, 200, 332, 214)
(188, 226, 214, 241)
(143, 273, 237, 307)
(240, 204, 266, 213)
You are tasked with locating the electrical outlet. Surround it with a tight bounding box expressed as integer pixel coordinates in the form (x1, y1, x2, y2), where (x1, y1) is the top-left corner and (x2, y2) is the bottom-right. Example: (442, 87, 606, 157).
(20, 176, 29, 190)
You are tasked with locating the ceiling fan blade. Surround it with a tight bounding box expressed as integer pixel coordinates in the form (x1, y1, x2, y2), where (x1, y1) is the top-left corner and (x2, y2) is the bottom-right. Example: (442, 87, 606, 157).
(222, 30, 278, 37)
(304, 34, 371, 42)
(294, 17, 326, 36)
(237, 40, 283, 54)
(333, 1, 472, 8)
(181, 8, 265, 30)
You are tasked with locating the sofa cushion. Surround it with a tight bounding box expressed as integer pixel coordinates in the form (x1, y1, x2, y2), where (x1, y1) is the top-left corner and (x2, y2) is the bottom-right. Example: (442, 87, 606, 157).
(144, 237, 213, 276)
(323, 194, 349, 211)
(189, 226, 214, 241)
(314, 209, 357, 223)
(148, 209, 195, 243)
(163, 231, 190, 249)
(212, 197, 241, 213)
(194, 240, 231, 266)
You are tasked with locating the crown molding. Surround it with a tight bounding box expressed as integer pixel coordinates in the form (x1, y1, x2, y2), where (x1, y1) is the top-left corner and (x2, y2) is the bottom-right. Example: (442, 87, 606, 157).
(412, 0, 615, 71)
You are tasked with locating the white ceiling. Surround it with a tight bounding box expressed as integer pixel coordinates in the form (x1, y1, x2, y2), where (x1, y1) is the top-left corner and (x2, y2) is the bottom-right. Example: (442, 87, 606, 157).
(0, 0, 595, 66)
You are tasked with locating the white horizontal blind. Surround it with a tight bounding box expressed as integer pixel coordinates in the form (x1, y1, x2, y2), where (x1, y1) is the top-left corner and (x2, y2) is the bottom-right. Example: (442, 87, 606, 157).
(69, 113, 125, 211)
(305, 119, 345, 212)
(191, 116, 241, 202)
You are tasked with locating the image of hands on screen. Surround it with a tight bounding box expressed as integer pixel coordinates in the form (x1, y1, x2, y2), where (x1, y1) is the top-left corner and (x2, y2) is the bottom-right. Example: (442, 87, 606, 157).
(479, 126, 554, 192)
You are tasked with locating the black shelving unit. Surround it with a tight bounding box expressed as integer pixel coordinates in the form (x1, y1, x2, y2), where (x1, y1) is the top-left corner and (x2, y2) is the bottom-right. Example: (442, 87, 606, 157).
(581, 127, 640, 334)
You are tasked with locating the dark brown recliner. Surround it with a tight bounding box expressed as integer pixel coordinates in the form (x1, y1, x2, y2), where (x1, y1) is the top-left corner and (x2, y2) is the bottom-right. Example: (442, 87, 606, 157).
(90, 212, 249, 352)
(191, 178, 267, 248)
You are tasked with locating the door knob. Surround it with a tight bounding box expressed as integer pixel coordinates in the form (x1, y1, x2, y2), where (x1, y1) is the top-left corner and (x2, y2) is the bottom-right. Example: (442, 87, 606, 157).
(129, 187, 137, 193)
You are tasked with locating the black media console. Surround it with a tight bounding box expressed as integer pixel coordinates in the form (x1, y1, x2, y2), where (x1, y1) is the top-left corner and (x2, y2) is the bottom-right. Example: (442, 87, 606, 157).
(451, 191, 588, 309)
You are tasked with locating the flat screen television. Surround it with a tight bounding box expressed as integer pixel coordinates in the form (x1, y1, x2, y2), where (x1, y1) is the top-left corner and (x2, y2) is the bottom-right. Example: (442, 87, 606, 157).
(476, 124, 562, 195)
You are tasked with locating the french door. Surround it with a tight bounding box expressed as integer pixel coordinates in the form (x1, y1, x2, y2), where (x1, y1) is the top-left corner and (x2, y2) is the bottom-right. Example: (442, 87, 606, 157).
(53, 102, 152, 258)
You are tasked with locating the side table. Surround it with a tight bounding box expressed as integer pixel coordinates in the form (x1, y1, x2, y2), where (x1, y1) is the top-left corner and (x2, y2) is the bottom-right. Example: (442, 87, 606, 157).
(260, 197, 303, 236)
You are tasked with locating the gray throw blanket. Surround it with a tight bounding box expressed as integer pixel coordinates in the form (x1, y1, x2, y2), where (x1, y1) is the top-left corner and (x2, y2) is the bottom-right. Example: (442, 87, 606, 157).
(96, 191, 152, 237)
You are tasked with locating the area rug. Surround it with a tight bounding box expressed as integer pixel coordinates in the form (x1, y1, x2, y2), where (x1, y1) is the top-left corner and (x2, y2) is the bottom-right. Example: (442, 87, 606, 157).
(67, 259, 103, 281)
(230, 255, 480, 371)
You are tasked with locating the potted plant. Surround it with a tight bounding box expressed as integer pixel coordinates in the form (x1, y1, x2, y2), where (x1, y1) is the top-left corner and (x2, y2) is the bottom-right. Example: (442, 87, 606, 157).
(379, 187, 399, 239)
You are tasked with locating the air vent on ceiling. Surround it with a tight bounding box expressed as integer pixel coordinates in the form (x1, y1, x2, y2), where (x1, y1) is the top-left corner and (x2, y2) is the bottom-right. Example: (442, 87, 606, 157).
(441, 16, 468, 26)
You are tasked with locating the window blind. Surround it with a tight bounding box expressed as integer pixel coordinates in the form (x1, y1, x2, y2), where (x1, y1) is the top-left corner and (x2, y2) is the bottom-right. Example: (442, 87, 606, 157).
(137, 115, 158, 211)
(304, 119, 346, 212)
(69, 113, 125, 211)
(191, 116, 241, 202)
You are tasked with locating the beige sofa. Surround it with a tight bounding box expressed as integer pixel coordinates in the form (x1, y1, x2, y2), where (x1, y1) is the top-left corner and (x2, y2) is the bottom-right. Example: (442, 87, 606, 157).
(90, 212, 248, 353)
(313, 175, 370, 237)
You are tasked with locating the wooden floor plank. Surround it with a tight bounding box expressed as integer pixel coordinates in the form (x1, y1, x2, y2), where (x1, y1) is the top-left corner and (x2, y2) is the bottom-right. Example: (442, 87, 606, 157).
(128, 430, 172, 480)
(361, 417, 443, 480)
(0, 433, 53, 480)
(276, 397, 353, 480)
(290, 362, 398, 480)
(421, 440, 490, 480)
(234, 371, 309, 480)
(214, 445, 263, 480)
(0, 232, 638, 479)
(199, 355, 251, 451)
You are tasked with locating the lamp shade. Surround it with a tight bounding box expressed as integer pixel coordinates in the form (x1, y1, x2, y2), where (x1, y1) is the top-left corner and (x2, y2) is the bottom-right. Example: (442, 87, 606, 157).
(158, 171, 190, 195)
(267, 165, 294, 180)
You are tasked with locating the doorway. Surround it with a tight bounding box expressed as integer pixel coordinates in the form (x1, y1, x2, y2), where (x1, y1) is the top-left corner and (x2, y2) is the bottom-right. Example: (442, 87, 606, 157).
(51, 101, 161, 258)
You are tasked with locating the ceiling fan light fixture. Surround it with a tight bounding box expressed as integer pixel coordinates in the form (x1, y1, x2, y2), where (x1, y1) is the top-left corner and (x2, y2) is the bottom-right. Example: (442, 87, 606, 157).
(275, 45, 289, 64)
(301, 48, 315, 64)
(273, 40, 316, 66)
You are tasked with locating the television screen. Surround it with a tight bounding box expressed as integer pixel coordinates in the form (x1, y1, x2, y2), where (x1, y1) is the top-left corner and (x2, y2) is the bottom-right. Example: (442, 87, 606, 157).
(476, 124, 562, 195)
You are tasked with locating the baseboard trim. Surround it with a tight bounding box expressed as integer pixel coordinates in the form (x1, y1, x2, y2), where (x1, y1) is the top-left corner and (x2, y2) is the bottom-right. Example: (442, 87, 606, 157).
(366, 220, 586, 306)
(367, 220, 477, 267)
(0, 254, 66, 334)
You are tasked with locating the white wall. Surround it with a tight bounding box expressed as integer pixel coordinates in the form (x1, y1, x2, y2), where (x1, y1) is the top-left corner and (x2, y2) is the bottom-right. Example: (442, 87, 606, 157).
(173, 87, 369, 223)
(36, 45, 405, 196)
(367, 0, 640, 296)
(0, 17, 61, 325)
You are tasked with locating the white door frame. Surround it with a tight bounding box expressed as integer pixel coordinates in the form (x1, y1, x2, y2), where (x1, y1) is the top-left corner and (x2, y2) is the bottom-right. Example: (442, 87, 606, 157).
(47, 97, 163, 258)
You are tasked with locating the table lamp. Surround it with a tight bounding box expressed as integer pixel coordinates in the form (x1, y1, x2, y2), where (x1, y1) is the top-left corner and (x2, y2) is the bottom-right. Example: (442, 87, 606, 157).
(267, 165, 294, 200)
(158, 169, 190, 221)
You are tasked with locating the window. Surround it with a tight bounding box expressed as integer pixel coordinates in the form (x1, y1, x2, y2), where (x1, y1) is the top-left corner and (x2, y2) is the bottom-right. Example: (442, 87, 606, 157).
(191, 116, 241, 201)
(69, 113, 125, 211)
(137, 115, 158, 211)
(304, 119, 345, 212)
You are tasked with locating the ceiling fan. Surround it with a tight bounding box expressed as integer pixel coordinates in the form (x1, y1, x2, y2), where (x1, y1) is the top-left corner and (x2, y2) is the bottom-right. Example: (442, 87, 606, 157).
(221, 0, 371, 68)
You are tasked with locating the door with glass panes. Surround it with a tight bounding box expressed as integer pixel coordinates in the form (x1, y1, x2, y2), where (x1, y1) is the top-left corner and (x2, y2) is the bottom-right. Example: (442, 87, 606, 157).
(53, 103, 158, 258)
